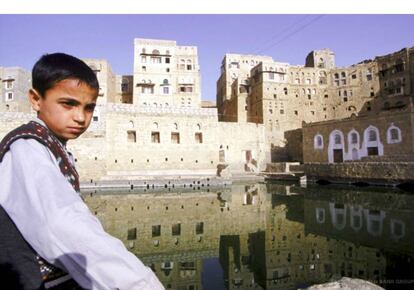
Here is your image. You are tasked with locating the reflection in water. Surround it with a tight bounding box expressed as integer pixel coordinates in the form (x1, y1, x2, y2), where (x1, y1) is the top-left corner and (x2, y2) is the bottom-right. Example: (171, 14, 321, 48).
(82, 182, 414, 290)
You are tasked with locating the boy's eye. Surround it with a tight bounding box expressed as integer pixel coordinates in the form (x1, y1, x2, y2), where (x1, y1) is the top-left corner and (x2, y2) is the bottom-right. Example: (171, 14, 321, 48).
(61, 101, 77, 107)
(85, 104, 96, 112)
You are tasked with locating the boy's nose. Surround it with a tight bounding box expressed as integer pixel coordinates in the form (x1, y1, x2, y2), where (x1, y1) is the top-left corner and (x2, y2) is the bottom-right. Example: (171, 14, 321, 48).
(74, 109, 86, 123)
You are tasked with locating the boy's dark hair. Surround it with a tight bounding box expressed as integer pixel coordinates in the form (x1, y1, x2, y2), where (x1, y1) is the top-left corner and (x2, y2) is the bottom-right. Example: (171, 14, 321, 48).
(32, 53, 99, 97)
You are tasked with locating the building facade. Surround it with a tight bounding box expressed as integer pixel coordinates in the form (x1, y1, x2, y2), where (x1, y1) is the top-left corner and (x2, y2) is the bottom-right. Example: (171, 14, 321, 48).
(0, 67, 32, 113)
(301, 47, 414, 163)
(133, 39, 202, 108)
(217, 47, 414, 163)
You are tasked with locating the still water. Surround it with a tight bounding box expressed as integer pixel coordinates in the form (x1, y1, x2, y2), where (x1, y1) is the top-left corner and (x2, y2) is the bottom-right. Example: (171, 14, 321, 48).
(82, 181, 414, 290)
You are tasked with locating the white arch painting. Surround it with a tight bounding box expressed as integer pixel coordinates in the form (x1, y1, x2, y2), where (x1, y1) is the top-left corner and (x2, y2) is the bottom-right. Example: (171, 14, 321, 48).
(328, 130, 345, 163)
(347, 129, 360, 161)
(361, 125, 384, 158)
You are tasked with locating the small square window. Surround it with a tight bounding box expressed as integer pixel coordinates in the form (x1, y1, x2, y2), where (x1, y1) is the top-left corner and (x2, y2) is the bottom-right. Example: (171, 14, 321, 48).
(5, 80, 13, 89)
(172, 223, 181, 236)
(127, 130, 136, 143)
(195, 132, 203, 144)
(127, 228, 137, 240)
(171, 132, 180, 144)
(196, 222, 204, 235)
(151, 132, 160, 143)
(152, 225, 161, 237)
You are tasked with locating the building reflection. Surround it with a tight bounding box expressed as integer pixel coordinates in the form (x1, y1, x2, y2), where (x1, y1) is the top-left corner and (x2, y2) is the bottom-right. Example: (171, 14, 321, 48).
(82, 183, 414, 289)
(303, 187, 414, 255)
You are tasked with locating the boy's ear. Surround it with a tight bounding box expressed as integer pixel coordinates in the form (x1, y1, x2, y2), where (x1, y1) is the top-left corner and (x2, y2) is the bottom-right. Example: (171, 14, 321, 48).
(28, 89, 41, 112)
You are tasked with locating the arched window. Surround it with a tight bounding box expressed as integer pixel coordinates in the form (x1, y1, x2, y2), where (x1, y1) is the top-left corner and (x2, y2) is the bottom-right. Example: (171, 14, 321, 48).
(152, 122, 158, 130)
(387, 124, 402, 144)
(334, 134, 341, 145)
(163, 79, 169, 85)
(348, 130, 360, 161)
(196, 123, 201, 131)
(173, 123, 178, 130)
(351, 133, 358, 144)
(390, 129, 399, 140)
(314, 134, 323, 149)
(152, 49, 160, 55)
(368, 130, 377, 142)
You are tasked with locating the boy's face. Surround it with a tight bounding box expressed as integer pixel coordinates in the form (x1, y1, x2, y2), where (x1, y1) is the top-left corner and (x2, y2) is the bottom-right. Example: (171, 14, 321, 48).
(29, 79, 97, 142)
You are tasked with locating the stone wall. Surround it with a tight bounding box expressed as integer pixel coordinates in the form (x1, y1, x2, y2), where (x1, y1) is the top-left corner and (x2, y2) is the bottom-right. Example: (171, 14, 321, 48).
(0, 104, 268, 182)
(292, 162, 414, 184)
(302, 106, 414, 163)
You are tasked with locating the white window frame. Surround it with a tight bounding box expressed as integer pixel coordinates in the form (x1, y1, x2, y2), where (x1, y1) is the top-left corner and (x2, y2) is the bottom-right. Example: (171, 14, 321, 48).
(328, 129, 345, 163)
(5, 92, 13, 101)
(361, 125, 384, 157)
(347, 129, 360, 161)
(313, 134, 324, 150)
(387, 123, 402, 144)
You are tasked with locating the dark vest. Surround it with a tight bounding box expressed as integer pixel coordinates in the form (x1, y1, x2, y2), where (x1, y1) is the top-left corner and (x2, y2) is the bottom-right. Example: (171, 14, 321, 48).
(0, 121, 82, 289)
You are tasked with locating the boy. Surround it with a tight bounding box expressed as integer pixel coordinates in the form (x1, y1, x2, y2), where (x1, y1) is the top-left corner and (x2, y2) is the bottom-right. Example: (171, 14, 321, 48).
(0, 53, 164, 290)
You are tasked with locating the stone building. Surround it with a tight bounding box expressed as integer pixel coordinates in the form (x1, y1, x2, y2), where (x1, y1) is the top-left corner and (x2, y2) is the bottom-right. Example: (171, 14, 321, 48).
(133, 39, 202, 108)
(0, 67, 32, 113)
(217, 54, 273, 123)
(217, 49, 381, 161)
(301, 47, 414, 163)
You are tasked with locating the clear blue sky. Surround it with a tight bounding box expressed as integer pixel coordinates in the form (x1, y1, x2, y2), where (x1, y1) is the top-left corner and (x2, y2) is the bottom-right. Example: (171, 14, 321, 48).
(1, 14, 413, 102)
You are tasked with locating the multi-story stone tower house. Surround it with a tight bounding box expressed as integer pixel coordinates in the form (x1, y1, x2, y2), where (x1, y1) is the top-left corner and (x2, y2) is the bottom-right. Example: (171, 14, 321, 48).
(0, 67, 31, 113)
(216, 54, 273, 123)
(133, 38, 202, 108)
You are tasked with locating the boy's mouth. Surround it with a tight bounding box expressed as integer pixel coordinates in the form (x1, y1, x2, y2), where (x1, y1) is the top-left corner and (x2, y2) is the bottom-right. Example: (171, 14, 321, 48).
(67, 127, 84, 133)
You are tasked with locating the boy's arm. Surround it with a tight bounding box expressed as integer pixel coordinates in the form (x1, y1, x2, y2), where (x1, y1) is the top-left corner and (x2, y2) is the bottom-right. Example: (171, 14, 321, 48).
(0, 139, 164, 290)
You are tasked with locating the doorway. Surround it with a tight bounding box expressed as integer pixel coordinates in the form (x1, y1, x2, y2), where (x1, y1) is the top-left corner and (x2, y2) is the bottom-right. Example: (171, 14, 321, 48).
(333, 149, 343, 163)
